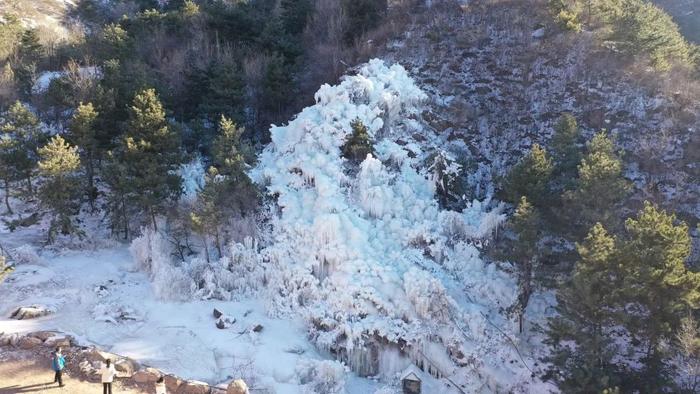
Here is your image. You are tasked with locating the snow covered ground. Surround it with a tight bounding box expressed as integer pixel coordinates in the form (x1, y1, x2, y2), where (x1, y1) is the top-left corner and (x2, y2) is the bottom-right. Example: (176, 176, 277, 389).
(0, 246, 341, 392)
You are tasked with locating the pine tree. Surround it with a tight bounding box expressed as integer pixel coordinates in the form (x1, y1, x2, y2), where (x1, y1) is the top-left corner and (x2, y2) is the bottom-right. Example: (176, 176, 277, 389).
(502, 143, 553, 206)
(617, 202, 700, 387)
(564, 131, 629, 231)
(37, 136, 82, 243)
(551, 113, 581, 182)
(0, 101, 42, 197)
(281, 0, 313, 36)
(430, 150, 462, 208)
(341, 118, 373, 162)
(603, 0, 693, 71)
(545, 222, 622, 392)
(18, 29, 42, 63)
(509, 196, 540, 333)
(112, 89, 183, 231)
(262, 54, 295, 119)
(103, 150, 131, 239)
(210, 115, 257, 215)
(191, 167, 225, 261)
(198, 61, 245, 123)
(69, 103, 99, 208)
(212, 115, 246, 174)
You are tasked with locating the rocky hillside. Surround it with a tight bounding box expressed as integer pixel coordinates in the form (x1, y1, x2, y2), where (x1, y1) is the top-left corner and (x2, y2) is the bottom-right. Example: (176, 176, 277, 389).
(382, 0, 699, 257)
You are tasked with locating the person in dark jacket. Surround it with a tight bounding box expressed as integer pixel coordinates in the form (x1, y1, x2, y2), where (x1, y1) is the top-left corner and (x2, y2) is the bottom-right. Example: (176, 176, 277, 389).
(51, 347, 66, 387)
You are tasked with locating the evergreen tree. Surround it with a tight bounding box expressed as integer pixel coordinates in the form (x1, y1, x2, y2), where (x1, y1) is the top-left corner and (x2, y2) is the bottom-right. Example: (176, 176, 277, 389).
(191, 167, 225, 261)
(197, 61, 245, 123)
(509, 196, 540, 333)
(112, 89, 183, 231)
(341, 118, 373, 162)
(430, 150, 463, 208)
(212, 115, 246, 174)
(502, 144, 553, 206)
(564, 132, 629, 231)
(550, 113, 581, 181)
(0, 101, 42, 196)
(281, 0, 313, 36)
(37, 136, 82, 243)
(103, 150, 131, 239)
(209, 115, 257, 215)
(545, 223, 622, 392)
(262, 54, 294, 119)
(617, 202, 700, 387)
(602, 0, 694, 71)
(18, 29, 42, 63)
(69, 103, 99, 208)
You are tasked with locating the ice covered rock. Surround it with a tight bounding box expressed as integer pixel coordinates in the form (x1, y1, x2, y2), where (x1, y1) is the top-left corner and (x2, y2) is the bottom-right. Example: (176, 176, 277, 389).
(531, 27, 545, 39)
(10, 305, 55, 320)
(176, 380, 210, 394)
(93, 303, 142, 323)
(213, 308, 223, 319)
(215, 315, 236, 329)
(115, 358, 140, 377)
(226, 379, 248, 394)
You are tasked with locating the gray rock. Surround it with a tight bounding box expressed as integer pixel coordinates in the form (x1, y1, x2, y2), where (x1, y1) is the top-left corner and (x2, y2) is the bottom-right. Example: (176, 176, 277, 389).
(10, 305, 54, 320)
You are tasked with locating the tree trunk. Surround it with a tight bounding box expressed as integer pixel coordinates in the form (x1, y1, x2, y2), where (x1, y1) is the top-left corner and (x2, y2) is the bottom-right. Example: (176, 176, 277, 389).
(3, 178, 12, 214)
(86, 153, 95, 211)
(150, 208, 158, 232)
(214, 228, 222, 258)
(121, 194, 129, 240)
(26, 173, 33, 195)
(202, 234, 210, 263)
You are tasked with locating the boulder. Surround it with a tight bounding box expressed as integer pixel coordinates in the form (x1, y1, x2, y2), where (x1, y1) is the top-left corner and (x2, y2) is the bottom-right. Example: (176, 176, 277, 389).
(28, 331, 58, 341)
(0, 333, 16, 346)
(165, 375, 183, 392)
(78, 360, 100, 378)
(44, 336, 71, 348)
(133, 367, 161, 384)
(176, 380, 210, 394)
(531, 27, 545, 39)
(10, 305, 54, 320)
(216, 319, 226, 329)
(84, 348, 120, 365)
(227, 379, 249, 394)
(17, 336, 43, 349)
(115, 358, 140, 377)
(213, 308, 223, 319)
(252, 324, 263, 333)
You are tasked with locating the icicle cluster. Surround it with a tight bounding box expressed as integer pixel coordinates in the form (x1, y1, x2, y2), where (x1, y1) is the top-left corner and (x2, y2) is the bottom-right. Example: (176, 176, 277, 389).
(252, 60, 535, 390)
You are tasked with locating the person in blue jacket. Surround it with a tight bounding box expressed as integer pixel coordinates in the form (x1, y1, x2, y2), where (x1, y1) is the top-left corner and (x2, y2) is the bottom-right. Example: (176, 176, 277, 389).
(51, 347, 66, 387)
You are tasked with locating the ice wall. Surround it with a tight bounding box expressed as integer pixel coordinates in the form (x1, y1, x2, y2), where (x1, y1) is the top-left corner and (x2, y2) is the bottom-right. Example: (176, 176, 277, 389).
(253, 60, 535, 391)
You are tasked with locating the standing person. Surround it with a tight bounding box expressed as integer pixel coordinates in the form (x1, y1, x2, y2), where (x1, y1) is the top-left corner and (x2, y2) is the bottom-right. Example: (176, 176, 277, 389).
(100, 359, 117, 394)
(51, 347, 65, 387)
(155, 376, 167, 394)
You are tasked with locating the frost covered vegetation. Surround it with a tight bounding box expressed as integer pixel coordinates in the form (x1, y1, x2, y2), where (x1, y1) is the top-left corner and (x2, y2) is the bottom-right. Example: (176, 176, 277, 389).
(1, 0, 700, 393)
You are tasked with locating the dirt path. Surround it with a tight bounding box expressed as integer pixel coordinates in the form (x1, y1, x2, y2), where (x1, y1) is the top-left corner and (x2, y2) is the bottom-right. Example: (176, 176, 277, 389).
(0, 351, 147, 394)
